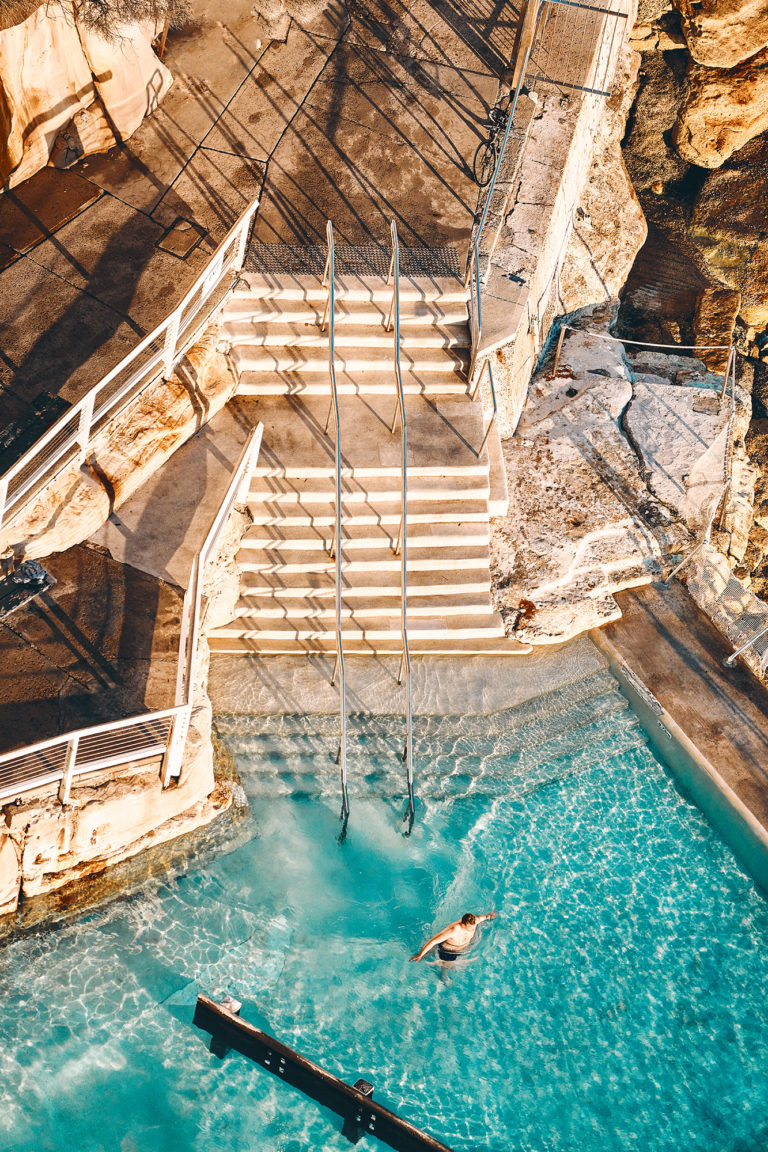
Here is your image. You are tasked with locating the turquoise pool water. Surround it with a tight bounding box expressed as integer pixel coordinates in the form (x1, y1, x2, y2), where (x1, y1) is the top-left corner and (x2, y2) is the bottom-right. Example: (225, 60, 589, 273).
(3, 666, 768, 1151)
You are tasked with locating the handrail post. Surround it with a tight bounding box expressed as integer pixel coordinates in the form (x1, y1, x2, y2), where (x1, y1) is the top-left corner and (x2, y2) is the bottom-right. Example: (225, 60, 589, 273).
(162, 707, 190, 787)
(75, 392, 95, 465)
(162, 311, 181, 379)
(387, 219, 416, 831)
(58, 735, 79, 804)
(321, 220, 349, 831)
(0, 475, 8, 532)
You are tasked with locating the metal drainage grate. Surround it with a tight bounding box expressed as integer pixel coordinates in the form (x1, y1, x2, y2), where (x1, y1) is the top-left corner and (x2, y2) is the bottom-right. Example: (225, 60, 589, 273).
(245, 242, 461, 279)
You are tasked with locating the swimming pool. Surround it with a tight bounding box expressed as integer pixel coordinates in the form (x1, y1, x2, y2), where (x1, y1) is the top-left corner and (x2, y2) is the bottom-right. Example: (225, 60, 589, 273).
(3, 662, 768, 1151)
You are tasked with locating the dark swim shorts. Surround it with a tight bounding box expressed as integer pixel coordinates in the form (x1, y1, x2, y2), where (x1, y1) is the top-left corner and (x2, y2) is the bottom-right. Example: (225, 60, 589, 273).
(437, 943, 468, 962)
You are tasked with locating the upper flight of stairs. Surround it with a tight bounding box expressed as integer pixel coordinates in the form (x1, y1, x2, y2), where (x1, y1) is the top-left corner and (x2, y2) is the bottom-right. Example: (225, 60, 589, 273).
(208, 269, 528, 658)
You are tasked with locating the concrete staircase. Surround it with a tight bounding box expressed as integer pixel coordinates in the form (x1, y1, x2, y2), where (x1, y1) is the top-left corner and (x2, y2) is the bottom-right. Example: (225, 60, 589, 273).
(208, 270, 528, 657)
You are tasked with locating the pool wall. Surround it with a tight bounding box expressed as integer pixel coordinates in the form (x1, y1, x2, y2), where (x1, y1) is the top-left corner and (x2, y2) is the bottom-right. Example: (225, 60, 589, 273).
(592, 629, 768, 896)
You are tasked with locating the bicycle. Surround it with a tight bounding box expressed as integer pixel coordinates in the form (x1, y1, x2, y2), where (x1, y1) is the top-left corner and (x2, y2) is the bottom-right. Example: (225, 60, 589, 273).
(473, 101, 509, 187)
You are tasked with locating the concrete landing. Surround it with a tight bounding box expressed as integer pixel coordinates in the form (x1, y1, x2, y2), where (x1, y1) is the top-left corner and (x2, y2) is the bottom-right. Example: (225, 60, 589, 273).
(0, 545, 182, 757)
(598, 581, 768, 834)
(90, 398, 259, 588)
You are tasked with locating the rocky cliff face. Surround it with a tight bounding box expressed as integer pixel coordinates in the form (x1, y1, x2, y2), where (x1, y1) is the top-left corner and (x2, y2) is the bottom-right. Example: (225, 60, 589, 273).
(0, 1, 172, 187)
(618, 0, 768, 597)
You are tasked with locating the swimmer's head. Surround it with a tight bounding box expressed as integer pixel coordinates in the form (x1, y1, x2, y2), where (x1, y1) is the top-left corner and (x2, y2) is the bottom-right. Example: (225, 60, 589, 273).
(461, 913, 477, 926)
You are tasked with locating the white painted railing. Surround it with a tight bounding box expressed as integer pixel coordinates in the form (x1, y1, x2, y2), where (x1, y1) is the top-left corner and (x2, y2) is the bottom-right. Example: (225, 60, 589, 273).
(0, 423, 263, 805)
(0, 199, 259, 536)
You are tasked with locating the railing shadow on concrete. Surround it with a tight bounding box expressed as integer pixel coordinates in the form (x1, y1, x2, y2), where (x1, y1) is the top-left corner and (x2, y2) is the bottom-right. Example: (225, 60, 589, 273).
(0, 423, 264, 807)
(0, 199, 259, 537)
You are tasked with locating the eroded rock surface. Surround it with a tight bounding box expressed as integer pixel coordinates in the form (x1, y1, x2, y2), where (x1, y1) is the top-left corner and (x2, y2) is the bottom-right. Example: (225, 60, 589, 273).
(672, 0, 768, 69)
(0, 324, 237, 561)
(0, 2, 172, 187)
(559, 47, 647, 313)
(491, 311, 742, 646)
(689, 135, 768, 329)
(674, 47, 768, 168)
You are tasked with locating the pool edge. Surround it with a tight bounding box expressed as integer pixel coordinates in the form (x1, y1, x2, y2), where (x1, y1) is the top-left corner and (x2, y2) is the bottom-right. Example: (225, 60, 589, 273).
(591, 628, 768, 897)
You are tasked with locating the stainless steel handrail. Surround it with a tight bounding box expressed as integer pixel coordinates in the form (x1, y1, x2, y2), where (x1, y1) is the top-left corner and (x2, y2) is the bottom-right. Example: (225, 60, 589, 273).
(385, 219, 415, 831)
(471, 355, 498, 456)
(468, 16, 538, 382)
(321, 220, 350, 830)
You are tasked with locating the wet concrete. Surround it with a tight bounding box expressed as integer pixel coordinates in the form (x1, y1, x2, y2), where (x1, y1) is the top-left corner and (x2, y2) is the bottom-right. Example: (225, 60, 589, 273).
(602, 580, 768, 832)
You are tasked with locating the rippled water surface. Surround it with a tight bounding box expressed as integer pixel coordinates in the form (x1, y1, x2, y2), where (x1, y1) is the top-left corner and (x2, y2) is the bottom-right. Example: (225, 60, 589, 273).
(3, 669, 768, 1151)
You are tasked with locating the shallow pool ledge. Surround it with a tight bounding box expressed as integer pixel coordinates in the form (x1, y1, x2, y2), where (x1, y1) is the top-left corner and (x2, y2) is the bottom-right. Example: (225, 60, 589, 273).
(592, 628, 768, 896)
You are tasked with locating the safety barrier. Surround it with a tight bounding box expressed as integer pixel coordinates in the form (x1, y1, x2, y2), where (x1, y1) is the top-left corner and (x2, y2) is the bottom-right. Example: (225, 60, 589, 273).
(0, 199, 259, 536)
(0, 424, 263, 805)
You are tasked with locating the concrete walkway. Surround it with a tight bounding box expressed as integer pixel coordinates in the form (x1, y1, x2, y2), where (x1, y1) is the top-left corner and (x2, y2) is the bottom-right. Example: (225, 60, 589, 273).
(0, 0, 514, 445)
(599, 581, 768, 832)
(0, 545, 182, 756)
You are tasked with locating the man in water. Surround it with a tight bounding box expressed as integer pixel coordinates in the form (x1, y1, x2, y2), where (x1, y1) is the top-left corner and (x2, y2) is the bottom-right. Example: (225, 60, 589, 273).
(409, 911, 498, 963)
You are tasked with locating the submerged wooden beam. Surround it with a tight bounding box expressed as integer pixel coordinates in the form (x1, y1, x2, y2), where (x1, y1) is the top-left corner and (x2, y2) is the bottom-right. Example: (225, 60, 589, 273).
(193, 994, 455, 1152)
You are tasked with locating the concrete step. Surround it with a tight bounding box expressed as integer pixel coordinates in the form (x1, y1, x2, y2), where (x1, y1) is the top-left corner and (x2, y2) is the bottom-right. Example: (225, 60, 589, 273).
(248, 395, 489, 478)
(208, 633, 529, 656)
(236, 370, 469, 397)
(237, 571, 491, 598)
(209, 613, 506, 642)
(226, 319, 468, 351)
(231, 344, 469, 376)
(231, 272, 470, 306)
(224, 299, 469, 327)
(237, 546, 490, 575)
(248, 473, 489, 504)
(240, 522, 490, 552)
(247, 497, 489, 528)
(232, 592, 493, 619)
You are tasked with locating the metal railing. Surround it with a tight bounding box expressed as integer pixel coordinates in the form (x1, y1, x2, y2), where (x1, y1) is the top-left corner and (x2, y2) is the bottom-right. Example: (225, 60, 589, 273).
(468, 3, 540, 383)
(0, 199, 259, 536)
(320, 220, 349, 831)
(664, 479, 731, 585)
(471, 356, 499, 456)
(385, 220, 415, 831)
(0, 423, 264, 805)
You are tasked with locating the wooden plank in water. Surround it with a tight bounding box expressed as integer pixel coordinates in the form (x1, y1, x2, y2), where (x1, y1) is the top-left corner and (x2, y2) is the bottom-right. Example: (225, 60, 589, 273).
(193, 994, 455, 1152)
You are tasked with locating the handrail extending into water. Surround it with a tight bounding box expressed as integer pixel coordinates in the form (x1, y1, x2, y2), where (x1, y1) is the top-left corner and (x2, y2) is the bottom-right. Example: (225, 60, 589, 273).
(385, 219, 415, 831)
(471, 356, 498, 456)
(321, 220, 349, 830)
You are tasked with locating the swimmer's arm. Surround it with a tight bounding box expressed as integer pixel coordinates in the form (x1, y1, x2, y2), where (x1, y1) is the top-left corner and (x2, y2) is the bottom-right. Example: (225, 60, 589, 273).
(409, 926, 455, 962)
(477, 912, 498, 922)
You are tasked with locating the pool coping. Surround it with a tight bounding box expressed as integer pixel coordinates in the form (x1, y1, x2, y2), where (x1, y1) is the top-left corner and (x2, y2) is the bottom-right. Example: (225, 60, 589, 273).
(592, 628, 768, 896)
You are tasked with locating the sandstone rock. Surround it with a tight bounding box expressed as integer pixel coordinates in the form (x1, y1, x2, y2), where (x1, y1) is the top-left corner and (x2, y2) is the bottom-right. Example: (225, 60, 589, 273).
(77, 18, 172, 141)
(674, 47, 768, 168)
(672, 0, 768, 69)
(0, 324, 238, 560)
(0, 2, 171, 188)
(622, 48, 690, 194)
(491, 327, 672, 645)
(689, 135, 768, 329)
(559, 48, 647, 313)
(623, 377, 731, 527)
(0, 828, 20, 916)
(692, 288, 740, 372)
(0, 2, 95, 186)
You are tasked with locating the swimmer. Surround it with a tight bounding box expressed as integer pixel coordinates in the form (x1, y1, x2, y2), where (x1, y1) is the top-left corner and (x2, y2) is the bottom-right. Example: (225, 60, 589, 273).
(409, 911, 498, 963)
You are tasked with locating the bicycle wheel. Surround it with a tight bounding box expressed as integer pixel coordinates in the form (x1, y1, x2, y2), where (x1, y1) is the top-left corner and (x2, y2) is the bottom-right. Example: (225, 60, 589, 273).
(473, 140, 497, 187)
